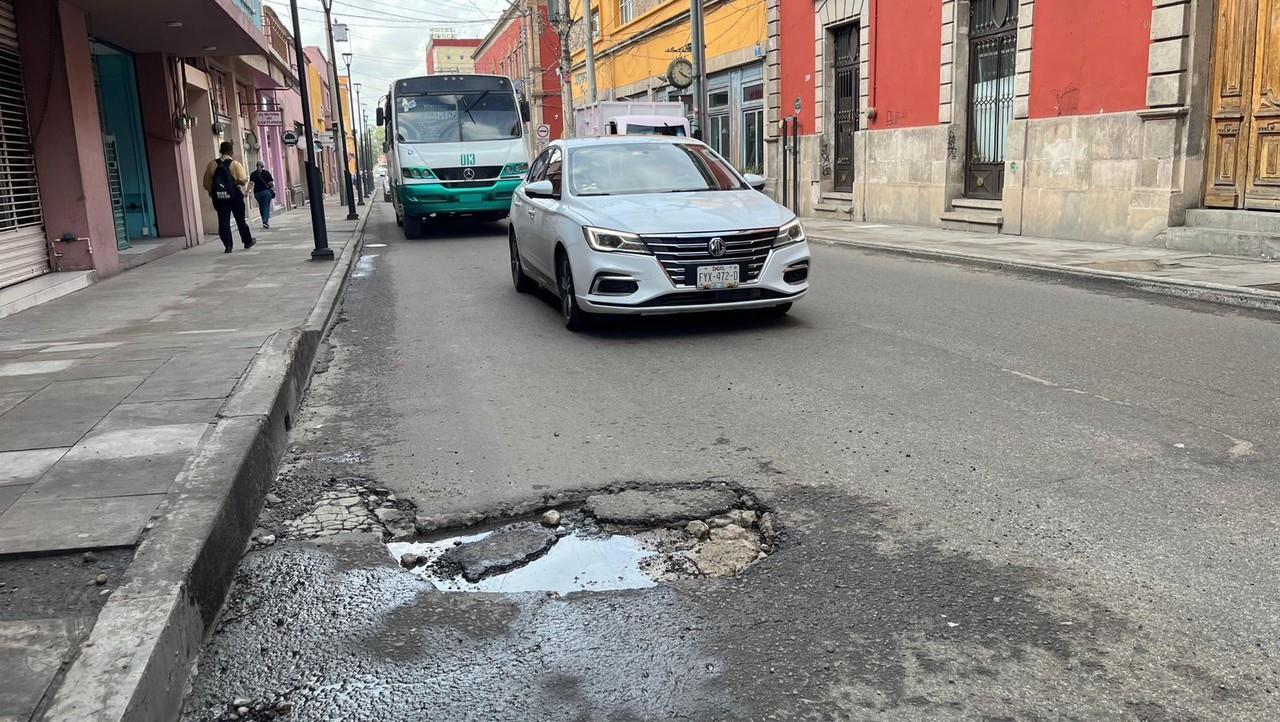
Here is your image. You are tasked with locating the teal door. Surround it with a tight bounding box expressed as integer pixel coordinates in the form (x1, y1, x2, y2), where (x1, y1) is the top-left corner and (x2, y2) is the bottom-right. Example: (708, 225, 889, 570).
(92, 43, 157, 246)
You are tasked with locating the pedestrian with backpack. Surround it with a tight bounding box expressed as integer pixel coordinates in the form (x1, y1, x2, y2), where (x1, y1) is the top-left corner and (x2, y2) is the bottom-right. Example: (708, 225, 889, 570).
(202, 141, 255, 253)
(248, 161, 275, 229)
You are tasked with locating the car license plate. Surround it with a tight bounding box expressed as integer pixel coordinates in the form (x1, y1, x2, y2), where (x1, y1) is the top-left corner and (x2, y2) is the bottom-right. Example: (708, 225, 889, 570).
(696, 264, 739, 290)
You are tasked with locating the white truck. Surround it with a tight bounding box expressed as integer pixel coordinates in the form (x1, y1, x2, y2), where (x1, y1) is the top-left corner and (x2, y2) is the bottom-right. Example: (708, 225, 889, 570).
(574, 101, 691, 138)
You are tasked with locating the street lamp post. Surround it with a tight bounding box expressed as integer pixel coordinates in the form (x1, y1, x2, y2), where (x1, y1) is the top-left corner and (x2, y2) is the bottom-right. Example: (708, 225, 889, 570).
(287, 0, 332, 259)
(354, 81, 369, 194)
(342, 53, 365, 206)
(321, 0, 359, 221)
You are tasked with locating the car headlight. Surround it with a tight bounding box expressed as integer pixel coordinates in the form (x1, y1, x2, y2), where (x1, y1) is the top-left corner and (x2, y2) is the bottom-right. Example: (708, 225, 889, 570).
(583, 227, 651, 254)
(774, 218, 806, 248)
(500, 162, 529, 178)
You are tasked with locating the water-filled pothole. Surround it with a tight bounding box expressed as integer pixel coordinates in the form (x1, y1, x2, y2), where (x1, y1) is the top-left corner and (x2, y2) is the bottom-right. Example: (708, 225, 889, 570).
(389, 529, 657, 594)
(387, 485, 777, 595)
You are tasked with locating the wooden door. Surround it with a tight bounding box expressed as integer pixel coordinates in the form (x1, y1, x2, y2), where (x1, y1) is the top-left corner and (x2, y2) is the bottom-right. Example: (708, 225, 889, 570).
(1244, 0, 1280, 209)
(1206, 0, 1280, 209)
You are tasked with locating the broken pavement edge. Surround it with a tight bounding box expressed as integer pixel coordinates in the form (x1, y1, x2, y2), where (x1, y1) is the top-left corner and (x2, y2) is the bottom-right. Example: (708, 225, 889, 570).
(37, 207, 373, 722)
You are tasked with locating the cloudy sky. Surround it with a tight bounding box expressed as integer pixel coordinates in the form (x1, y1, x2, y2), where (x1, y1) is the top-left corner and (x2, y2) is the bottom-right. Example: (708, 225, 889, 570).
(263, 0, 513, 107)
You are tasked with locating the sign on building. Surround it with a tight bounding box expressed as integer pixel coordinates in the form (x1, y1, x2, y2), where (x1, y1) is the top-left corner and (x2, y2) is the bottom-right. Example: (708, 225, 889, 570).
(257, 109, 283, 125)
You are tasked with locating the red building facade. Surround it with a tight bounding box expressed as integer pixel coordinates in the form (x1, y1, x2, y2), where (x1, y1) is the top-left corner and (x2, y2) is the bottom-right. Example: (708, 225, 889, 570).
(767, 0, 1275, 253)
(473, 0, 564, 145)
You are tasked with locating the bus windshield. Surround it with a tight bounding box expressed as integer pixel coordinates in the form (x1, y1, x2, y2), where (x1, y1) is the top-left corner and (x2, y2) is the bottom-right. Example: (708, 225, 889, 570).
(395, 92, 522, 144)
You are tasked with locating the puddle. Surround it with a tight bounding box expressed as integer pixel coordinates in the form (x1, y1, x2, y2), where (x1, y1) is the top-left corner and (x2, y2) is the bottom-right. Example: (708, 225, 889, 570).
(388, 529, 657, 594)
(352, 254, 378, 278)
(385, 490, 777, 595)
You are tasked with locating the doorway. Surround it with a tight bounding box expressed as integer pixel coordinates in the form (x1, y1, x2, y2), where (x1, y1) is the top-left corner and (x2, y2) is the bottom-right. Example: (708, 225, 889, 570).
(92, 42, 157, 247)
(1204, 0, 1280, 210)
(964, 0, 1018, 199)
(831, 24, 859, 193)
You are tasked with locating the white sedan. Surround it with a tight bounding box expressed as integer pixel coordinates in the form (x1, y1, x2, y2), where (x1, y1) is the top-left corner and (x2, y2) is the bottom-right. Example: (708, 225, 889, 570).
(508, 136, 811, 330)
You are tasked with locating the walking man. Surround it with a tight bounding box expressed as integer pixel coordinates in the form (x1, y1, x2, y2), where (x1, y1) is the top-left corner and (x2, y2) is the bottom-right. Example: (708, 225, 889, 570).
(202, 141, 255, 253)
(249, 161, 276, 229)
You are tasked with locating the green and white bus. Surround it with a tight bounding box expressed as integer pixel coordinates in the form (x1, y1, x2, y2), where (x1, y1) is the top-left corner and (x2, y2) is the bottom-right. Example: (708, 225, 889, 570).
(377, 74, 530, 238)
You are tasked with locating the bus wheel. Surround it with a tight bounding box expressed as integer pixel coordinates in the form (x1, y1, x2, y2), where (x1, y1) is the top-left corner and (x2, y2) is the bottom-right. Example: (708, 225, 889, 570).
(403, 215, 423, 239)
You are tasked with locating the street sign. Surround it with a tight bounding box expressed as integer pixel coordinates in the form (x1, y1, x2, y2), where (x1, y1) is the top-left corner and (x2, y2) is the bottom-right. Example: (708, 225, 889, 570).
(257, 109, 283, 126)
(536, 124, 551, 140)
(282, 130, 299, 147)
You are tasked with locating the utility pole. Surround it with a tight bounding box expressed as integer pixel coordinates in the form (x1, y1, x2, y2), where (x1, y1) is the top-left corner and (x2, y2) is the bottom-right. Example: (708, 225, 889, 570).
(552, 0, 575, 137)
(321, 0, 359, 221)
(583, 0, 597, 104)
(342, 55, 365, 206)
(689, 0, 708, 138)
(288, 0, 332, 260)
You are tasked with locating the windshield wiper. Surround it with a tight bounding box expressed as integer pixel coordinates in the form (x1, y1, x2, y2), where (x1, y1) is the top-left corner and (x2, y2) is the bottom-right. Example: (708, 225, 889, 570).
(460, 90, 490, 127)
(666, 188, 714, 193)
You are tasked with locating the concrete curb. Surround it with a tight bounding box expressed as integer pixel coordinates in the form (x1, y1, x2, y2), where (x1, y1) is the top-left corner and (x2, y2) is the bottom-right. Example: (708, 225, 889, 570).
(40, 203, 373, 722)
(810, 234, 1280, 315)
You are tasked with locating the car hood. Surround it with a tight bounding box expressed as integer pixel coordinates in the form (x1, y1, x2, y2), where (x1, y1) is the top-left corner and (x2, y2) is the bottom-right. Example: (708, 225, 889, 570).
(571, 190, 794, 234)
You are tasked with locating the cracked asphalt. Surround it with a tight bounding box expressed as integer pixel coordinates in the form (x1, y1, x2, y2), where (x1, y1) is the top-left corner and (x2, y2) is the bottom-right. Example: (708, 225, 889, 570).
(182, 201, 1280, 720)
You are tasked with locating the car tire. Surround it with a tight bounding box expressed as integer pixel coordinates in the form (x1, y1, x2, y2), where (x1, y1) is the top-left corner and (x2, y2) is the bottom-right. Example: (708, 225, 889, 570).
(395, 208, 403, 227)
(510, 235, 535, 294)
(403, 215, 423, 239)
(557, 252, 591, 332)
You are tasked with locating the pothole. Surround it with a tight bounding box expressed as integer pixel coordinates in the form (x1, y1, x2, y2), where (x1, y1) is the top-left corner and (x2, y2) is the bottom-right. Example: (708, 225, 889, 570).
(387, 484, 778, 594)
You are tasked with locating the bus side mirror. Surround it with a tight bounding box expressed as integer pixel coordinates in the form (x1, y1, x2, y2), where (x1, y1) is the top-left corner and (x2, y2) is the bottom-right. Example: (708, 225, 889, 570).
(382, 142, 389, 154)
(519, 98, 531, 123)
(376, 107, 385, 127)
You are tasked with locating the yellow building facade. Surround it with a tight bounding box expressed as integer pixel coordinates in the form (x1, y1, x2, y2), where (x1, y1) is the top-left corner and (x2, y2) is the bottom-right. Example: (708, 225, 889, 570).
(568, 0, 767, 172)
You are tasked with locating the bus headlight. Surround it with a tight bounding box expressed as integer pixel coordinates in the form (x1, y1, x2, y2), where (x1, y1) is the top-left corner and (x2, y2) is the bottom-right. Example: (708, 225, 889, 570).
(401, 167, 436, 180)
(501, 162, 529, 178)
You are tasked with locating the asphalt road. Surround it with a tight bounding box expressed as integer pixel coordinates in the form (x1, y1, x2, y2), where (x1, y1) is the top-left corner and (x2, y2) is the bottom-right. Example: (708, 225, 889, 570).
(183, 200, 1280, 720)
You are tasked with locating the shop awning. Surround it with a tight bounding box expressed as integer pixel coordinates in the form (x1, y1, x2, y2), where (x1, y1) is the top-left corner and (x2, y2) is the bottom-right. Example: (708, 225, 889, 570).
(66, 0, 270, 56)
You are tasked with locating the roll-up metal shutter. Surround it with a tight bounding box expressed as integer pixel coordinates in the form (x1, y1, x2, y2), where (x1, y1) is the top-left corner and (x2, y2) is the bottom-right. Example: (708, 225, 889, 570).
(0, 0, 46, 289)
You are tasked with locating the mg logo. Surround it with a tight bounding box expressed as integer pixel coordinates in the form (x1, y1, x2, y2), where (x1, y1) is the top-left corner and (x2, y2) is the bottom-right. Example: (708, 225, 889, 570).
(460, 153, 476, 166)
(708, 237, 726, 257)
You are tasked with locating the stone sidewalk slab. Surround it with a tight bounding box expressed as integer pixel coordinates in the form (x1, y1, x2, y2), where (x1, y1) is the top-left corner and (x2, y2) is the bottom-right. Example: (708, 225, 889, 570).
(0, 617, 90, 721)
(804, 218, 1280, 311)
(0, 201, 362, 557)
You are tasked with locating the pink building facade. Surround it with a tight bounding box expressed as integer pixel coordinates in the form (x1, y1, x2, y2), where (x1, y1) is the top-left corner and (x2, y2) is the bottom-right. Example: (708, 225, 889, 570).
(0, 0, 312, 295)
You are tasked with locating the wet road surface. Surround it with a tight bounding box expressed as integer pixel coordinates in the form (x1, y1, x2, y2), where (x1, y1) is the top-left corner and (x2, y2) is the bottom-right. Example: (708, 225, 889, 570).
(182, 201, 1280, 720)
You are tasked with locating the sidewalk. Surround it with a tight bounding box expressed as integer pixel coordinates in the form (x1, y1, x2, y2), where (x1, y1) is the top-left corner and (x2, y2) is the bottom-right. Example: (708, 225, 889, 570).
(804, 218, 1280, 311)
(0, 200, 368, 721)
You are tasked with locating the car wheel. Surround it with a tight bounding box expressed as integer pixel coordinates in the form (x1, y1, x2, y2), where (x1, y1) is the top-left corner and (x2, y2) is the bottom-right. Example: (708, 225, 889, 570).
(557, 252, 590, 332)
(510, 235, 535, 294)
(395, 208, 403, 227)
(403, 215, 423, 239)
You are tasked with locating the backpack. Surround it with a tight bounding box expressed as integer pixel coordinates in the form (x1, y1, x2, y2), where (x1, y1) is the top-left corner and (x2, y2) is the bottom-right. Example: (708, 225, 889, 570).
(210, 159, 239, 201)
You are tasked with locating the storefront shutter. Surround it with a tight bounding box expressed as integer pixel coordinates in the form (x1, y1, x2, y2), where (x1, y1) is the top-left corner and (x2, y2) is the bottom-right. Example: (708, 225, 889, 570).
(0, 0, 47, 288)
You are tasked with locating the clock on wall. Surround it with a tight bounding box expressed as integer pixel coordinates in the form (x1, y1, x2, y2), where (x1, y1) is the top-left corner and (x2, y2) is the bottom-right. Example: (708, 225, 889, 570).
(666, 58, 694, 89)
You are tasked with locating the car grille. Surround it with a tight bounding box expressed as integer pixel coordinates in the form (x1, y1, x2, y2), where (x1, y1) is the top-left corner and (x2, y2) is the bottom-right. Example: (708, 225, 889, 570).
(642, 229, 777, 287)
(433, 166, 502, 181)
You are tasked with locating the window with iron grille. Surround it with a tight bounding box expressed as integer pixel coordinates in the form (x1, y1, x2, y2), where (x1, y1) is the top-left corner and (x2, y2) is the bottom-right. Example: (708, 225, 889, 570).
(619, 0, 633, 24)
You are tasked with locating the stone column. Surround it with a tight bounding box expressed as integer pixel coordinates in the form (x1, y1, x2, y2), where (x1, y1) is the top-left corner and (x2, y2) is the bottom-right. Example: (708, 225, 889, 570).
(135, 54, 203, 244)
(15, 0, 120, 276)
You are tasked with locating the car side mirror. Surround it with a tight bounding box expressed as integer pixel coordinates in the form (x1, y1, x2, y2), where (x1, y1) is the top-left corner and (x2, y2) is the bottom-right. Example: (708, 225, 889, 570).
(743, 173, 767, 192)
(525, 179, 556, 199)
(376, 106, 385, 127)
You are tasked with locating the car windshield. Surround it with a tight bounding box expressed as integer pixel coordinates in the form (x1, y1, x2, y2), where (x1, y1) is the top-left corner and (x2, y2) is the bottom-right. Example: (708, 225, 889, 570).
(569, 143, 745, 196)
(394, 92, 522, 144)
